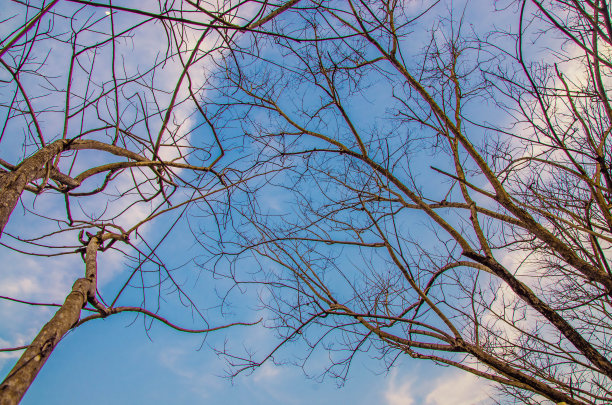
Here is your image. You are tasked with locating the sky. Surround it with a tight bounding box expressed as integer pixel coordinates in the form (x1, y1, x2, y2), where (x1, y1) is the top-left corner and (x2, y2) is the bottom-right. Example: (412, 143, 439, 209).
(0, 0, 524, 403)
(11, 317, 493, 404)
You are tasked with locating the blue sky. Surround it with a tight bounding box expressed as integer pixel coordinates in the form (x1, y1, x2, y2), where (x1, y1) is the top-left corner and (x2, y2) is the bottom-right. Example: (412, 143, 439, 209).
(0, 0, 514, 403)
(11, 314, 491, 404)
(0, 193, 493, 404)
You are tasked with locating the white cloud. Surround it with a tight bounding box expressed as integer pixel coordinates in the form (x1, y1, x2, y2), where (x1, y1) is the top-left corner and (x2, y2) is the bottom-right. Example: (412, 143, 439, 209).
(253, 361, 281, 383)
(382, 367, 492, 405)
(0, 250, 78, 367)
(0, 337, 27, 368)
(384, 369, 414, 405)
(426, 371, 491, 405)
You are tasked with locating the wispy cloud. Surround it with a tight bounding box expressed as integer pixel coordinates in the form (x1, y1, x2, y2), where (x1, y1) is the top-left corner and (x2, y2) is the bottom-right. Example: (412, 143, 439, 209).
(426, 371, 491, 405)
(384, 369, 414, 405)
(253, 361, 281, 383)
(382, 366, 492, 405)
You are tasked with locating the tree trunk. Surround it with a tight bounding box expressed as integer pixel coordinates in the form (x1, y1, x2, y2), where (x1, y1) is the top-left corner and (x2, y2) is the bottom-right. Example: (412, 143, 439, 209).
(0, 140, 68, 236)
(0, 237, 101, 404)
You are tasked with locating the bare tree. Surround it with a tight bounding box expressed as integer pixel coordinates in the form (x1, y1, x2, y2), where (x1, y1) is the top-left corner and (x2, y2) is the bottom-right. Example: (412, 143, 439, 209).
(0, 0, 298, 403)
(200, 0, 612, 403)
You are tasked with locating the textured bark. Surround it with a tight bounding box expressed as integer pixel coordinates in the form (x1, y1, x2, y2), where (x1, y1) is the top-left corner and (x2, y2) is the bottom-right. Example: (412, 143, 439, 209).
(464, 343, 584, 405)
(0, 140, 68, 236)
(0, 237, 101, 404)
(0, 138, 151, 237)
(0, 280, 88, 404)
(463, 252, 612, 378)
(0, 136, 170, 403)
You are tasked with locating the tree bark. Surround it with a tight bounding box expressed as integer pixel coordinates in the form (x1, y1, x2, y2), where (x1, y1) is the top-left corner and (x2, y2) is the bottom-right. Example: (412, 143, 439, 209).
(0, 138, 146, 237)
(0, 237, 102, 404)
(0, 139, 68, 236)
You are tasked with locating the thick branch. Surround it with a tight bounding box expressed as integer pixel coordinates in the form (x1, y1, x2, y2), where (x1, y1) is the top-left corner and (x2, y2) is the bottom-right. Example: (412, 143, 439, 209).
(0, 236, 102, 404)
